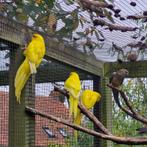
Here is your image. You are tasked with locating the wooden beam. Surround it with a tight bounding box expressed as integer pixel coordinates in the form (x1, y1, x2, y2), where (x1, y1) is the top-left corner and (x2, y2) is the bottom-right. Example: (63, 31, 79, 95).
(104, 61, 147, 78)
(9, 47, 35, 146)
(0, 15, 104, 76)
(93, 76, 112, 147)
(0, 61, 93, 86)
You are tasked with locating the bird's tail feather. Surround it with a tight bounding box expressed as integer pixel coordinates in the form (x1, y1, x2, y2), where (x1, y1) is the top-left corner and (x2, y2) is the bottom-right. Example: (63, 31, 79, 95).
(69, 96, 74, 116)
(15, 59, 30, 103)
(69, 95, 78, 118)
(29, 62, 36, 74)
(74, 112, 82, 139)
(112, 89, 121, 107)
(73, 98, 78, 119)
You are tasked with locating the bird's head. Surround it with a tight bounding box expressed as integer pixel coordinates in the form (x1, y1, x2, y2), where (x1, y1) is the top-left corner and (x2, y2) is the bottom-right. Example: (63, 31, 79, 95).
(70, 72, 79, 78)
(32, 33, 44, 42)
(118, 68, 129, 77)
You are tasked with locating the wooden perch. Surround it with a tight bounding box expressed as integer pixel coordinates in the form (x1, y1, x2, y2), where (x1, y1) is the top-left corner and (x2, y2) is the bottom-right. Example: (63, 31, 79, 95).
(25, 106, 147, 145)
(107, 84, 147, 124)
(93, 18, 138, 32)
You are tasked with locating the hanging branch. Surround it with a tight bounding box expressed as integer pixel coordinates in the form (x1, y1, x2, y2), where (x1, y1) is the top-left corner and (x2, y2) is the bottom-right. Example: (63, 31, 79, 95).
(124, 42, 147, 49)
(53, 83, 111, 135)
(107, 84, 147, 124)
(78, 0, 138, 32)
(127, 15, 147, 20)
(79, 0, 114, 10)
(93, 18, 138, 32)
(25, 106, 147, 145)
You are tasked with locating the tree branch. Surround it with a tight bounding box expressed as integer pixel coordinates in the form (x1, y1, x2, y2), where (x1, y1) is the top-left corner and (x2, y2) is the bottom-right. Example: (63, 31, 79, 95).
(127, 15, 147, 20)
(79, 0, 113, 11)
(124, 41, 147, 49)
(93, 18, 138, 32)
(25, 106, 147, 145)
(53, 83, 111, 135)
(107, 84, 147, 124)
(79, 102, 112, 135)
(79, 0, 138, 32)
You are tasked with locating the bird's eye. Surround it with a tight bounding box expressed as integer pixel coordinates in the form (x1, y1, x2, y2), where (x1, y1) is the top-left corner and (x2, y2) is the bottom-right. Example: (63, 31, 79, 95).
(33, 34, 37, 38)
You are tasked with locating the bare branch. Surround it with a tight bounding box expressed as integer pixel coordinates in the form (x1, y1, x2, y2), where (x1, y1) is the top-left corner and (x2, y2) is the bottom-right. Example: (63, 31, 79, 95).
(127, 15, 147, 20)
(124, 41, 147, 49)
(93, 18, 138, 32)
(107, 84, 147, 124)
(78, 0, 138, 32)
(79, 0, 114, 11)
(25, 106, 147, 145)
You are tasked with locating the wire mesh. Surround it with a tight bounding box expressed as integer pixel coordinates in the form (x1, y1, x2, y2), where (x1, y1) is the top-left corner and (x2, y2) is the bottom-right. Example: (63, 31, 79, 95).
(0, 40, 10, 147)
(35, 59, 94, 147)
(0, 35, 98, 147)
(0, 15, 109, 147)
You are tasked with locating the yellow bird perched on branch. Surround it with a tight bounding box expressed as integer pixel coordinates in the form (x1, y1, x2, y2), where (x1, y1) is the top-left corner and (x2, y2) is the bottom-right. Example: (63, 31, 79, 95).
(14, 34, 46, 103)
(64, 72, 81, 119)
(74, 89, 101, 138)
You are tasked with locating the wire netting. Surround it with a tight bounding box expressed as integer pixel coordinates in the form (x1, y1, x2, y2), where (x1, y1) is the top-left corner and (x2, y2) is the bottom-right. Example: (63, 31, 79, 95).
(35, 59, 94, 147)
(0, 40, 10, 147)
(0, 39, 97, 147)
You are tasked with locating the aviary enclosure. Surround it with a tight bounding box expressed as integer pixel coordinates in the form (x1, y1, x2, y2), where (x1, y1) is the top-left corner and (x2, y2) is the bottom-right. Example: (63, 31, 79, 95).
(1, 0, 147, 147)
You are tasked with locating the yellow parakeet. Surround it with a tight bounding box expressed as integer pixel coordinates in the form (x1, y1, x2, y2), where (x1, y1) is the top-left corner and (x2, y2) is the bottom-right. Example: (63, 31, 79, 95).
(14, 33, 46, 103)
(74, 89, 101, 137)
(64, 72, 81, 119)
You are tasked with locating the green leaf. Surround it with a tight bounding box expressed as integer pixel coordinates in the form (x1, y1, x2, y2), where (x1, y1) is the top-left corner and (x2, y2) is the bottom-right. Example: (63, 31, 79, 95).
(79, 19, 84, 28)
(44, 0, 55, 9)
(15, 13, 28, 23)
(103, 9, 114, 23)
(56, 27, 72, 38)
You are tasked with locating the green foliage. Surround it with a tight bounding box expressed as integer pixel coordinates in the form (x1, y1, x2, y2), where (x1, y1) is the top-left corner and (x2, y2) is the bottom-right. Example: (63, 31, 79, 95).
(112, 78, 147, 147)
(1, 0, 115, 55)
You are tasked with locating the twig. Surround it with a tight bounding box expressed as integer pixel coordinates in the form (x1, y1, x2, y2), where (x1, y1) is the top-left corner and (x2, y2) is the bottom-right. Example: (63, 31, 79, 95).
(107, 84, 147, 124)
(79, 0, 138, 32)
(25, 106, 147, 145)
(124, 42, 147, 49)
(93, 18, 138, 32)
(127, 15, 147, 20)
(79, 0, 113, 10)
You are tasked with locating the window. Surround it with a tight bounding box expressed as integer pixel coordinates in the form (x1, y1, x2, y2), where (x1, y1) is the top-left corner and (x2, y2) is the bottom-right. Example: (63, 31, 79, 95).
(58, 128, 68, 137)
(42, 126, 55, 138)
